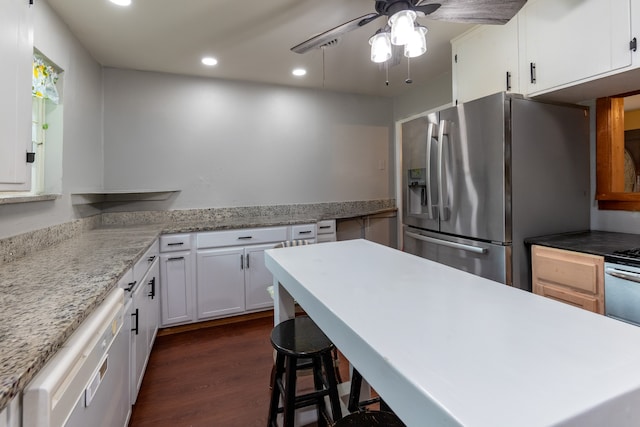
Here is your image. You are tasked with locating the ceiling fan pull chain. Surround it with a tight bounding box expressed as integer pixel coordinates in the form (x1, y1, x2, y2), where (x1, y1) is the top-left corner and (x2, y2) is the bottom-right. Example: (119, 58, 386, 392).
(322, 46, 326, 89)
(385, 61, 389, 86)
(406, 58, 412, 84)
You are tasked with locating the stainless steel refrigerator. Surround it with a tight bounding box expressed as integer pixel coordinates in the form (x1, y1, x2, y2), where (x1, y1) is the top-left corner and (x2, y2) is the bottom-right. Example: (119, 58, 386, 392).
(402, 92, 590, 291)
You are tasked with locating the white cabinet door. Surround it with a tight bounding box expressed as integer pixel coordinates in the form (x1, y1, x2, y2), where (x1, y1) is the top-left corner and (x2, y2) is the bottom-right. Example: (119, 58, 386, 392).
(245, 243, 277, 311)
(159, 252, 194, 326)
(144, 259, 160, 352)
(0, 0, 33, 190)
(196, 247, 245, 320)
(131, 276, 149, 404)
(452, 18, 520, 104)
(521, 0, 632, 95)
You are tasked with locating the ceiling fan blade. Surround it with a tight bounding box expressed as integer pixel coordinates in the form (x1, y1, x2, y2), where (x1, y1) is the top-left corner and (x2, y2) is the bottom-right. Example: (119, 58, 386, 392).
(413, 3, 441, 16)
(419, 0, 527, 24)
(291, 13, 382, 54)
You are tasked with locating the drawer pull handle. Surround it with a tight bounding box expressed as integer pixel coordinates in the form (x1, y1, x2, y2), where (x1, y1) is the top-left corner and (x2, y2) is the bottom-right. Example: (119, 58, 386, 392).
(131, 309, 139, 335)
(298, 230, 312, 234)
(147, 255, 156, 262)
(319, 226, 331, 229)
(238, 236, 253, 240)
(167, 242, 184, 246)
(125, 281, 137, 292)
(168, 256, 184, 261)
(148, 277, 156, 299)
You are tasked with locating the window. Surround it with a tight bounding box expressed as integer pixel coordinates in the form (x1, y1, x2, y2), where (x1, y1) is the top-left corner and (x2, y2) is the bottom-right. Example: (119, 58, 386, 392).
(29, 52, 62, 195)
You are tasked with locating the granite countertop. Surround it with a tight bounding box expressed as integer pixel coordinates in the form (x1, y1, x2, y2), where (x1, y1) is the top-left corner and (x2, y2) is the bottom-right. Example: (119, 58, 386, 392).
(525, 230, 640, 259)
(0, 208, 398, 412)
(0, 224, 163, 411)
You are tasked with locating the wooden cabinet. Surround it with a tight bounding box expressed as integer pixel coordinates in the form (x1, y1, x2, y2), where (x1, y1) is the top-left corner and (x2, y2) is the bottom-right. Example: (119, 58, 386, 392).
(0, 0, 33, 190)
(451, 17, 520, 104)
(519, 0, 633, 96)
(532, 245, 604, 314)
(159, 234, 195, 326)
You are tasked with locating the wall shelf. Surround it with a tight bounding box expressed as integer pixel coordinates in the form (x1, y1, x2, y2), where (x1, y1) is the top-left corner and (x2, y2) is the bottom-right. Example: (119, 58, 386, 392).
(71, 190, 180, 205)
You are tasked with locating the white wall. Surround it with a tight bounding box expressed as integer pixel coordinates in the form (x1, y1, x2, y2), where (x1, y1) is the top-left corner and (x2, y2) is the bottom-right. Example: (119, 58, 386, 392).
(0, 1, 103, 239)
(102, 69, 394, 209)
(393, 72, 454, 121)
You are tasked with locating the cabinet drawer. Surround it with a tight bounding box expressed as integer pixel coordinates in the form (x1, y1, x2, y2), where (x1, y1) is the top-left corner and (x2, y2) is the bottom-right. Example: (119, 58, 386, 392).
(316, 220, 336, 235)
(291, 224, 317, 240)
(536, 282, 599, 313)
(532, 245, 603, 294)
(160, 234, 192, 252)
(134, 239, 159, 282)
(197, 226, 288, 249)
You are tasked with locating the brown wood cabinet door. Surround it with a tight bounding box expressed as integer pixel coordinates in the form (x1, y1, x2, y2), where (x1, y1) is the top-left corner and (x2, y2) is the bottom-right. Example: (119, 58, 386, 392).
(532, 245, 604, 314)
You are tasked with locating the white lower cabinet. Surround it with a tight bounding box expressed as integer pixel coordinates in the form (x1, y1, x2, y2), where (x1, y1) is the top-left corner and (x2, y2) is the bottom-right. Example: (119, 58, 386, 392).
(196, 247, 246, 319)
(160, 225, 315, 326)
(131, 254, 159, 404)
(159, 233, 195, 327)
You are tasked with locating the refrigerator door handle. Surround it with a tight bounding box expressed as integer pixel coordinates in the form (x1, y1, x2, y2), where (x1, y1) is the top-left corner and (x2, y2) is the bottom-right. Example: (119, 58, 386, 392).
(405, 231, 488, 254)
(437, 120, 450, 221)
(425, 122, 437, 219)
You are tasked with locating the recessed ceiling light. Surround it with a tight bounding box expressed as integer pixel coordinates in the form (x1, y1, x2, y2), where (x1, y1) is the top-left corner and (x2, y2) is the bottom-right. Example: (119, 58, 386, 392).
(201, 57, 218, 66)
(109, 0, 131, 6)
(292, 68, 307, 77)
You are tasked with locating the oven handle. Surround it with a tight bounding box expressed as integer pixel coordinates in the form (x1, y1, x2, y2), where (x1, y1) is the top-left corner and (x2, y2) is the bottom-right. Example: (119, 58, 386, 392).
(605, 267, 640, 283)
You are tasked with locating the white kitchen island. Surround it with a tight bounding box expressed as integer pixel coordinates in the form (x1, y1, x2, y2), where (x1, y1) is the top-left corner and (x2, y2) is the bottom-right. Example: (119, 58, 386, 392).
(264, 239, 640, 427)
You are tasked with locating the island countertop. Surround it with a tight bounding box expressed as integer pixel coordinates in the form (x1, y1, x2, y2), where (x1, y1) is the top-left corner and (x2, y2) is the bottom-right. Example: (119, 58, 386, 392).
(265, 239, 640, 427)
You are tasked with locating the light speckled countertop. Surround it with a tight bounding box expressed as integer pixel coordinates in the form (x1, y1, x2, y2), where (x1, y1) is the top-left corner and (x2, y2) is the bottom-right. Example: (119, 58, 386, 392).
(0, 224, 162, 411)
(0, 207, 397, 411)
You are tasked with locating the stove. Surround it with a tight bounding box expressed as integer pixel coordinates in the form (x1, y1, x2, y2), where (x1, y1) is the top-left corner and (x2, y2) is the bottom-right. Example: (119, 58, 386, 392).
(606, 247, 640, 267)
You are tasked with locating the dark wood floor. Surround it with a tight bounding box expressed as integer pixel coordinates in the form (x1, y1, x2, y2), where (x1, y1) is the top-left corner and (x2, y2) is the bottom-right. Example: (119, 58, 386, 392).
(129, 314, 351, 427)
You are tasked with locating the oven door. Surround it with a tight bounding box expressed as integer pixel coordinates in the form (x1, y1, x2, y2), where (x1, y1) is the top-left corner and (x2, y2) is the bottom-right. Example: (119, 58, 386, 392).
(604, 262, 640, 326)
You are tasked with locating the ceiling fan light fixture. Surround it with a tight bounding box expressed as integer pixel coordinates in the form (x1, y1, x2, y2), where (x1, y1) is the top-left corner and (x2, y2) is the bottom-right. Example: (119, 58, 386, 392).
(369, 32, 392, 63)
(292, 68, 307, 77)
(388, 9, 416, 46)
(109, 0, 131, 6)
(404, 25, 428, 58)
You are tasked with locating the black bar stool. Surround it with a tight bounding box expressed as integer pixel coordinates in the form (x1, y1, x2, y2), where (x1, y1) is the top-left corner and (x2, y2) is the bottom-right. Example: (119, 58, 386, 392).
(267, 316, 343, 427)
(332, 411, 405, 426)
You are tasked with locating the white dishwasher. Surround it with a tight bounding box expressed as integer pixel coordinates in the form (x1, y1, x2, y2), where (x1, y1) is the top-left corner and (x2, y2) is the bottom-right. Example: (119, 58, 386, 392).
(23, 287, 130, 427)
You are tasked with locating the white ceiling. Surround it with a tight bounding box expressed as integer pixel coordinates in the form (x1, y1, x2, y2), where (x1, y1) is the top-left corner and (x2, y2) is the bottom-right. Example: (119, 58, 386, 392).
(44, 0, 475, 97)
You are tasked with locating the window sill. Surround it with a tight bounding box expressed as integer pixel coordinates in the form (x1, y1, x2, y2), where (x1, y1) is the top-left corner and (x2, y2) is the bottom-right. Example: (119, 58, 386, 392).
(0, 193, 61, 205)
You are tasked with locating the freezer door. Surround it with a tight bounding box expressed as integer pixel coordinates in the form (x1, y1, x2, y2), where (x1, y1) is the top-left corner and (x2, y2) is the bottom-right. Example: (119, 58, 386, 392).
(404, 227, 511, 285)
(401, 113, 440, 231)
(437, 93, 509, 242)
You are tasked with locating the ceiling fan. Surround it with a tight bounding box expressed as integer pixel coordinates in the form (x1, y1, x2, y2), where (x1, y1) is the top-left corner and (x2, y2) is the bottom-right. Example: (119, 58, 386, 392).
(291, 0, 528, 55)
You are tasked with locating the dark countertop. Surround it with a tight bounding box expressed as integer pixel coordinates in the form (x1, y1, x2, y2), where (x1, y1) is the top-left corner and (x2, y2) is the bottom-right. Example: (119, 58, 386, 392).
(525, 230, 640, 264)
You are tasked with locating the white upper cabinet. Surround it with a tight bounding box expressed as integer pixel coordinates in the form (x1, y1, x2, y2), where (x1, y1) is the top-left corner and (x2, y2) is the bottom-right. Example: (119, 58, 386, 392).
(451, 17, 520, 104)
(0, 0, 33, 190)
(520, 0, 633, 96)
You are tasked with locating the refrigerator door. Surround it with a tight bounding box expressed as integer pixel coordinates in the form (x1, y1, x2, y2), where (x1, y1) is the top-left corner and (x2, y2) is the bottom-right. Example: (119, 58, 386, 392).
(437, 93, 509, 243)
(404, 226, 511, 285)
(402, 113, 440, 231)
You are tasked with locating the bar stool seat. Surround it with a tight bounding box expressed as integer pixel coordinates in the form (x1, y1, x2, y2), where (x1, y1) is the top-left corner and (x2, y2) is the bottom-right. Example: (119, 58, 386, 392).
(267, 316, 343, 427)
(332, 411, 405, 426)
